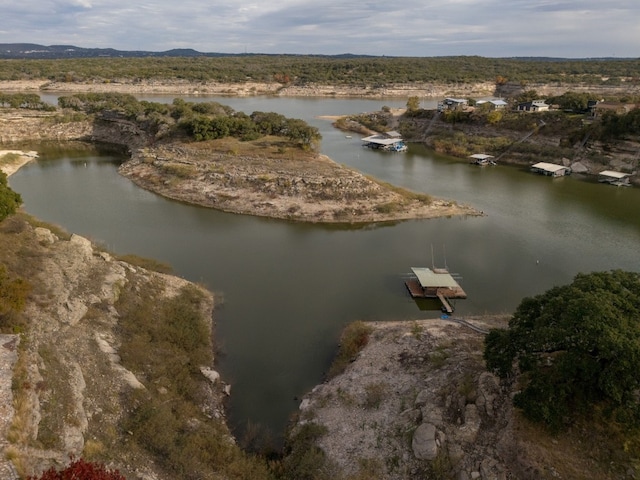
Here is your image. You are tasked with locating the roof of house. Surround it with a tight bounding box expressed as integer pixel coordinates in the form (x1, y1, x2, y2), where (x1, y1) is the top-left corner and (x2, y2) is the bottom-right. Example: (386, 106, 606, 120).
(518, 100, 549, 108)
(531, 162, 569, 173)
(469, 154, 494, 160)
(411, 267, 460, 289)
(599, 170, 630, 179)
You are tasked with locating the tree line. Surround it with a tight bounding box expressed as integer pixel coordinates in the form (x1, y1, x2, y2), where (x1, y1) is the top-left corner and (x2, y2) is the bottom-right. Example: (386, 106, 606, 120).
(1, 55, 639, 86)
(57, 92, 322, 149)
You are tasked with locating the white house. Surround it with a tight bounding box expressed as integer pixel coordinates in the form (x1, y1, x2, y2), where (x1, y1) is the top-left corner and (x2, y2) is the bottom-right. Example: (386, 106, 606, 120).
(517, 100, 550, 112)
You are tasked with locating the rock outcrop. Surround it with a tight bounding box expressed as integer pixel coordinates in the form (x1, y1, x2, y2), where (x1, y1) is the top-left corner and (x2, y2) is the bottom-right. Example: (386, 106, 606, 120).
(291, 318, 518, 479)
(0, 217, 222, 479)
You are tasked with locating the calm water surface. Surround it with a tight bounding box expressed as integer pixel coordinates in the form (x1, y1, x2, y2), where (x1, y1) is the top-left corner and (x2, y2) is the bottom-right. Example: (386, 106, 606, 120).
(11, 96, 640, 443)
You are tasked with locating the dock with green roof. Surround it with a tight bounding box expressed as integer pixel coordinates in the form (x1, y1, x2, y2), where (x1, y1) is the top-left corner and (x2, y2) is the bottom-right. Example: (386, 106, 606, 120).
(405, 267, 467, 313)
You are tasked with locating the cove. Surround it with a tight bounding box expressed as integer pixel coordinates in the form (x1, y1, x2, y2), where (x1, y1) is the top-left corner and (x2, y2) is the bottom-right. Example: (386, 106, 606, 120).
(10, 95, 640, 446)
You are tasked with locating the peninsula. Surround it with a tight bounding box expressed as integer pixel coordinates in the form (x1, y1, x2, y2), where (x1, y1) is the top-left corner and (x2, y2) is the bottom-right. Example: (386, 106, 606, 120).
(0, 94, 478, 224)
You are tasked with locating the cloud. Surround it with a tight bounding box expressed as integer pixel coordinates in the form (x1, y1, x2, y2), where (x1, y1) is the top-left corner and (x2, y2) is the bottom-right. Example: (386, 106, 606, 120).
(1, 0, 639, 57)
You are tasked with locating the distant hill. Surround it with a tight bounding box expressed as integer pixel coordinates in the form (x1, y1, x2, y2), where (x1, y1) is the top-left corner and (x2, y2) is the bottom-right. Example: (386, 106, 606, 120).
(0, 43, 229, 59)
(0, 43, 373, 59)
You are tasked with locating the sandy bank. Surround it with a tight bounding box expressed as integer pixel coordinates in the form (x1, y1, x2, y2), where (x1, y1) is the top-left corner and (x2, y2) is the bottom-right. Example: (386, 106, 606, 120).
(0, 150, 38, 176)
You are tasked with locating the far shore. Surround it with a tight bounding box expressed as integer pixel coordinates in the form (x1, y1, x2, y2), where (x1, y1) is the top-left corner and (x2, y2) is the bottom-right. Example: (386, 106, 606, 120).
(0, 79, 495, 99)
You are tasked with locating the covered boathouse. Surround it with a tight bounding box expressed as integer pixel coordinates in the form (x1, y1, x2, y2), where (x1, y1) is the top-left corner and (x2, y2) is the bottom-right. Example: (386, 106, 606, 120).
(598, 170, 631, 186)
(405, 267, 467, 313)
(469, 153, 496, 166)
(361, 131, 408, 152)
(530, 162, 571, 177)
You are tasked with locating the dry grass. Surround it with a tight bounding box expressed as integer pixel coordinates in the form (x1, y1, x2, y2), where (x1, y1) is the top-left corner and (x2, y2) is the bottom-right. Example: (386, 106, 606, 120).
(327, 321, 373, 379)
(0, 152, 21, 167)
(115, 277, 274, 479)
(188, 136, 316, 161)
(512, 411, 639, 479)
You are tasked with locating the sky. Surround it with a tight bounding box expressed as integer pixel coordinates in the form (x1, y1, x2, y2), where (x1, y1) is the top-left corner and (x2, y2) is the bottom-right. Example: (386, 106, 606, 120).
(1, 0, 639, 58)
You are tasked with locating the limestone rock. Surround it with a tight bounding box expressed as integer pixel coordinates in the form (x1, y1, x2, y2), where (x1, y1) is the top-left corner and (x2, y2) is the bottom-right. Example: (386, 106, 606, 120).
(458, 404, 481, 443)
(69, 234, 94, 258)
(200, 366, 221, 384)
(477, 372, 500, 418)
(34, 227, 57, 244)
(412, 422, 438, 460)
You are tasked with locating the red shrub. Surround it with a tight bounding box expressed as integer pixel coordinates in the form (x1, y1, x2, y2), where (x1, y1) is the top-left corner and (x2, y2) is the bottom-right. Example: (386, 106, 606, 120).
(28, 458, 126, 480)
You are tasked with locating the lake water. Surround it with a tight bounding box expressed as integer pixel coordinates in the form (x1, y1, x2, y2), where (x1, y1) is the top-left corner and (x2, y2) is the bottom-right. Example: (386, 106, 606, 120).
(10, 95, 640, 445)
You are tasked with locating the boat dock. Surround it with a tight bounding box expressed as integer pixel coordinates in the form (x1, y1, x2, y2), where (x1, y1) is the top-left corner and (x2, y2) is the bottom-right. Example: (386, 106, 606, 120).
(405, 267, 467, 313)
(598, 170, 631, 186)
(361, 131, 408, 152)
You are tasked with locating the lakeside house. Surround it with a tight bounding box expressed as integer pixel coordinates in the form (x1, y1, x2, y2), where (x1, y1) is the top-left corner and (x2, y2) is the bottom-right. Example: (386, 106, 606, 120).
(438, 98, 469, 112)
(530, 162, 571, 177)
(517, 100, 550, 112)
(476, 99, 508, 110)
(592, 101, 639, 118)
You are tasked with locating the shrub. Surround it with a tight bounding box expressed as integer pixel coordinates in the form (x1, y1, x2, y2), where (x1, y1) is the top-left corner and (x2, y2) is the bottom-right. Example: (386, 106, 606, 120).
(0, 264, 30, 332)
(27, 458, 125, 480)
(280, 423, 331, 480)
(0, 171, 22, 222)
(327, 321, 373, 378)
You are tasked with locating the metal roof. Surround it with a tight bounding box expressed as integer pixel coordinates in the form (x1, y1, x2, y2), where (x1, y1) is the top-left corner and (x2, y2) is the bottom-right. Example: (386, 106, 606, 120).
(469, 154, 494, 160)
(531, 162, 569, 173)
(411, 267, 460, 288)
(599, 170, 629, 179)
(362, 134, 404, 146)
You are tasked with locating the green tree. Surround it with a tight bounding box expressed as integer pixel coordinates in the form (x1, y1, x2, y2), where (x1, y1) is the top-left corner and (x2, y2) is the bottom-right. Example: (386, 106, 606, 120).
(283, 118, 321, 150)
(547, 91, 598, 112)
(0, 171, 22, 222)
(486, 110, 503, 125)
(515, 89, 541, 104)
(406, 96, 420, 113)
(484, 270, 640, 431)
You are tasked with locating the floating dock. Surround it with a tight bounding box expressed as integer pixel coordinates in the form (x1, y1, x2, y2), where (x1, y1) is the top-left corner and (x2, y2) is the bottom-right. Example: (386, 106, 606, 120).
(405, 267, 467, 314)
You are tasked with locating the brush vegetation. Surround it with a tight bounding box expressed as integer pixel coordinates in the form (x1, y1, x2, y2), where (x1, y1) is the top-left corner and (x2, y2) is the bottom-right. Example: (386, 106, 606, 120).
(1, 56, 640, 86)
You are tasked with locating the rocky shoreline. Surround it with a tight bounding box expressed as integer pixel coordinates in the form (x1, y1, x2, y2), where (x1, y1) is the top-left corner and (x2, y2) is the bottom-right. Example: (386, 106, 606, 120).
(0, 212, 229, 479)
(1, 79, 636, 99)
(120, 143, 479, 224)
